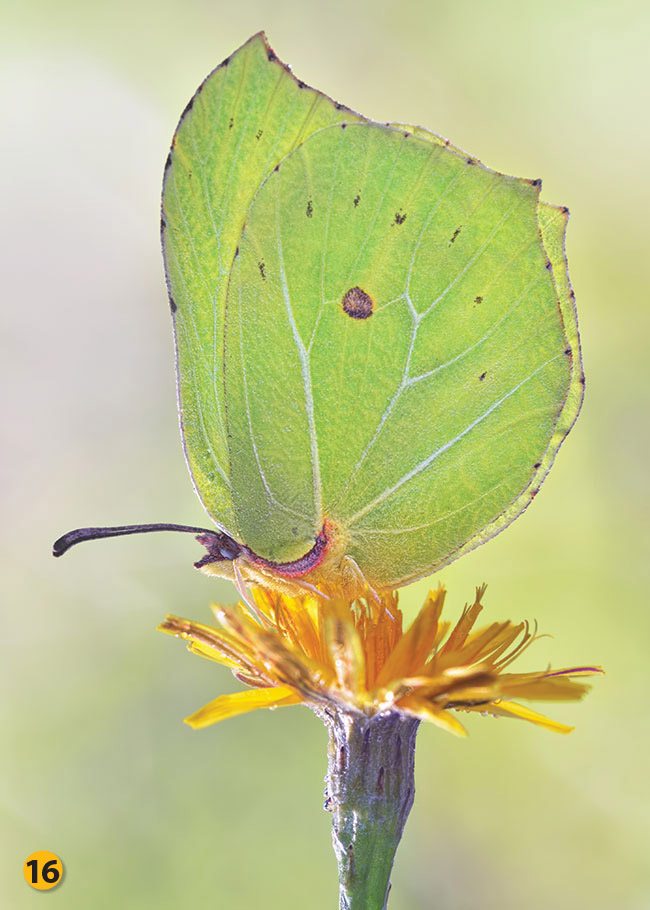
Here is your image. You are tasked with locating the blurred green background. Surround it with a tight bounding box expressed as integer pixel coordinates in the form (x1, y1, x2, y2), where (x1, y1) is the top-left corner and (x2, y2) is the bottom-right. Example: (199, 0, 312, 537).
(2, 0, 648, 907)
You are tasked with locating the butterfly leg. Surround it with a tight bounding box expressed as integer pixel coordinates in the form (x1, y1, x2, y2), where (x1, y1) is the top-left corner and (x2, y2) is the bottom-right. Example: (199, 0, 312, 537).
(232, 559, 269, 624)
(340, 556, 381, 603)
(290, 577, 331, 600)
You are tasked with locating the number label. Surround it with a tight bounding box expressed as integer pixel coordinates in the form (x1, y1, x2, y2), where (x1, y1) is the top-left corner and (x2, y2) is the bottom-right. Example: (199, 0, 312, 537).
(23, 851, 63, 891)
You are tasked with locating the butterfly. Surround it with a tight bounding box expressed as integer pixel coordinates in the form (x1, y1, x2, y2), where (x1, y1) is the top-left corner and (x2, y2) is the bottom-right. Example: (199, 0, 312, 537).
(54, 33, 583, 598)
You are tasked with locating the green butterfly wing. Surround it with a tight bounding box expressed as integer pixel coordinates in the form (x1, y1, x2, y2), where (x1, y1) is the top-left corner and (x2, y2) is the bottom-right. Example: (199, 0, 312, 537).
(162, 33, 582, 589)
(162, 33, 360, 540)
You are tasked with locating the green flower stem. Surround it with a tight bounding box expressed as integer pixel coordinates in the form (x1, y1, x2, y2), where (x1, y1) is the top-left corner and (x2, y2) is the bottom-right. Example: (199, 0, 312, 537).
(321, 710, 420, 910)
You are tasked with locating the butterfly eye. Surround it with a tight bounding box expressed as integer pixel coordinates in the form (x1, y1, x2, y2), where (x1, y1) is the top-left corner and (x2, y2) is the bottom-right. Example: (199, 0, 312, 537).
(217, 537, 242, 560)
(194, 532, 243, 568)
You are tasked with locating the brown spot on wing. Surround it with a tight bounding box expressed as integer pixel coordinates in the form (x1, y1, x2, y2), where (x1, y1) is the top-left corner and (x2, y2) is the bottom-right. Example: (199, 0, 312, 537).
(342, 287, 374, 319)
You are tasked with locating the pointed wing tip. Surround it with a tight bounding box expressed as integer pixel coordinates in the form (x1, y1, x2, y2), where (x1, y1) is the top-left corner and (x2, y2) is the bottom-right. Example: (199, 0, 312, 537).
(243, 30, 270, 49)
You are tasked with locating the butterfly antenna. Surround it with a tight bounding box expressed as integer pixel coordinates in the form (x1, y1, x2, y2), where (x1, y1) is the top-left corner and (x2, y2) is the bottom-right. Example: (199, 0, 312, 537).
(52, 523, 217, 558)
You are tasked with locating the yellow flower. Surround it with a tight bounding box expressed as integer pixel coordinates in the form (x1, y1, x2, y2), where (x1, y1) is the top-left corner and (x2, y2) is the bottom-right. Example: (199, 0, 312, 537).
(159, 584, 602, 736)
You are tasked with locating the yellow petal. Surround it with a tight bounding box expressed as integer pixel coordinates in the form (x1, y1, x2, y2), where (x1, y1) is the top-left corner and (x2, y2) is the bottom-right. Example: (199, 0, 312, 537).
(375, 586, 446, 686)
(497, 671, 597, 701)
(484, 699, 574, 734)
(362, 596, 404, 688)
(398, 696, 468, 737)
(438, 585, 486, 654)
(158, 615, 254, 670)
(275, 593, 322, 662)
(323, 614, 366, 695)
(458, 621, 522, 664)
(185, 639, 239, 668)
(184, 685, 302, 729)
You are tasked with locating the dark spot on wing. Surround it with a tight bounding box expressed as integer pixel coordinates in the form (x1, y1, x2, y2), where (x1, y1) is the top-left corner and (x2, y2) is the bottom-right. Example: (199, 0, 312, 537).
(530, 488, 539, 499)
(169, 295, 177, 313)
(564, 347, 572, 355)
(306, 199, 313, 218)
(267, 48, 278, 62)
(533, 462, 541, 469)
(478, 371, 487, 381)
(335, 101, 344, 110)
(474, 295, 483, 306)
(188, 171, 192, 180)
(393, 210, 407, 226)
(579, 374, 585, 385)
(342, 287, 374, 319)
(466, 157, 477, 166)
(341, 123, 347, 129)
(562, 206, 569, 215)
(449, 226, 462, 244)
(164, 151, 173, 171)
(297, 79, 306, 89)
(234, 246, 239, 259)
(258, 260, 266, 280)
(256, 128, 263, 140)
(353, 194, 360, 207)
(274, 163, 280, 172)
(228, 117, 234, 130)
(180, 96, 195, 121)
(545, 259, 553, 271)
(221, 56, 230, 68)
(530, 178, 542, 188)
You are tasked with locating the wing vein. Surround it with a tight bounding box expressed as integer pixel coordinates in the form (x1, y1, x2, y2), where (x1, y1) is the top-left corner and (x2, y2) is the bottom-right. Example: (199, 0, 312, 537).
(275, 180, 323, 522)
(347, 352, 563, 527)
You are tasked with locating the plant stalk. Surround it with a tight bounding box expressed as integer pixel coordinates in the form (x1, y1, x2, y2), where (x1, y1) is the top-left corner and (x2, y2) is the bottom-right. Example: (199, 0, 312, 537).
(321, 710, 420, 910)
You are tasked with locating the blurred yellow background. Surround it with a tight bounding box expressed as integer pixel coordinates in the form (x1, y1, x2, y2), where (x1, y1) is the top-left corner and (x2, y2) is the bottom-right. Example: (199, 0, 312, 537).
(2, 1, 648, 907)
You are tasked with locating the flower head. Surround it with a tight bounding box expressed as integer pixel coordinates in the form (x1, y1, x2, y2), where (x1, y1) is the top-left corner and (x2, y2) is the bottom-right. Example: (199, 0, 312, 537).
(159, 584, 602, 736)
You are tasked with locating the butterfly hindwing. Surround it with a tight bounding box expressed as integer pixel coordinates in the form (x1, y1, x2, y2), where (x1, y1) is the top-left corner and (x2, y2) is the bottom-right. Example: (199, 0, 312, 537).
(225, 121, 575, 586)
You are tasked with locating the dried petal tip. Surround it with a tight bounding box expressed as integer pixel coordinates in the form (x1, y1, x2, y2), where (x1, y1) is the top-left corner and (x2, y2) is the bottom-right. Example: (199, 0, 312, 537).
(159, 584, 602, 735)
